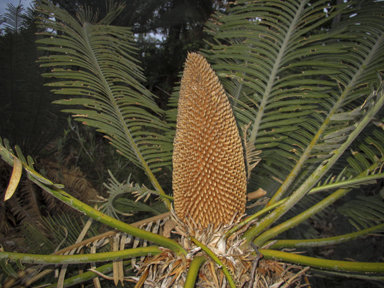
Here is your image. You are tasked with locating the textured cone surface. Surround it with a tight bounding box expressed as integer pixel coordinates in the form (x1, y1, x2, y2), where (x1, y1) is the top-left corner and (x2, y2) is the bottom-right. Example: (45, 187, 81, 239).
(173, 52, 246, 228)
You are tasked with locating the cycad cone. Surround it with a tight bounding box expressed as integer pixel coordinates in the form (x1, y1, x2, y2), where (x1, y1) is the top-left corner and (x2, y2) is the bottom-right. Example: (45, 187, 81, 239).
(173, 52, 247, 228)
(136, 53, 302, 287)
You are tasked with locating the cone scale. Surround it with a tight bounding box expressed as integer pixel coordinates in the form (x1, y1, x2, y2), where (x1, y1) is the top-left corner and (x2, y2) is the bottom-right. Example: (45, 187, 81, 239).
(173, 53, 247, 228)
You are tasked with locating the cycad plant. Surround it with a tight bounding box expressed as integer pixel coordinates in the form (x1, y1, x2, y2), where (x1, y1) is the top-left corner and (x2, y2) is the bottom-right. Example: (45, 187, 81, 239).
(1, 0, 384, 287)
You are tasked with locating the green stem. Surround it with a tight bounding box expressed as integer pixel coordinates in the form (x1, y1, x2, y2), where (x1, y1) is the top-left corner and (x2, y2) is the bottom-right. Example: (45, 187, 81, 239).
(184, 256, 206, 288)
(0, 247, 160, 265)
(268, 33, 384, 206)
(158, 193, 174, 201)
(311, 269, 384, 281)
(45, 260, 131, 288)
(261, 249, 384, 273)
(0, 146, 186, 255)
(227, 172, 384, 237)
(267, 223, 384, 249)
(252, 156, 384, 247)
(244, 90, 384, 246)
(309, 172, 384, 193)
(28, 176, 186, 255)
(190, 237, 236, 288)
(226, 200, 284, 237)
(258, 188, 350, 248)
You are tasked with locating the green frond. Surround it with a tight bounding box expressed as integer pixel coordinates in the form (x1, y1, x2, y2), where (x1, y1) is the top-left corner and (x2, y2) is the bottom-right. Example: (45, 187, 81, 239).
(203, 0, 348, 194)
(329, 129, 384, 230)
(243, 117, 384, 244)
(338, 195, 384, 230)
(314, 122, 384, 185)
(35, 0, 172, 208)
(290, 126, 384, 195)
(22, 214, 103, 255)
(247, 86, 384, 245)
(203, 0, 384, 207)
(204, 0, 345, 137)
(98, 171, 168, 219)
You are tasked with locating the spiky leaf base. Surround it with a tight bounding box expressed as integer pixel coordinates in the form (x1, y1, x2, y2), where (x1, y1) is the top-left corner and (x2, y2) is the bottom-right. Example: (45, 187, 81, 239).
(134, 212, 306, 287)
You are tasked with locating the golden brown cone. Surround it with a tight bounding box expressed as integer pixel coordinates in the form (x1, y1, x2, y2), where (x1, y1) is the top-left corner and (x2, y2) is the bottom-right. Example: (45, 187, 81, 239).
(173, 52, 247, 228)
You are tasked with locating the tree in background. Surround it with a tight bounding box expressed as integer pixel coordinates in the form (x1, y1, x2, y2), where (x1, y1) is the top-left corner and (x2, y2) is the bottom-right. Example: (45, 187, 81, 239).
(0, 3, 66, 156)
